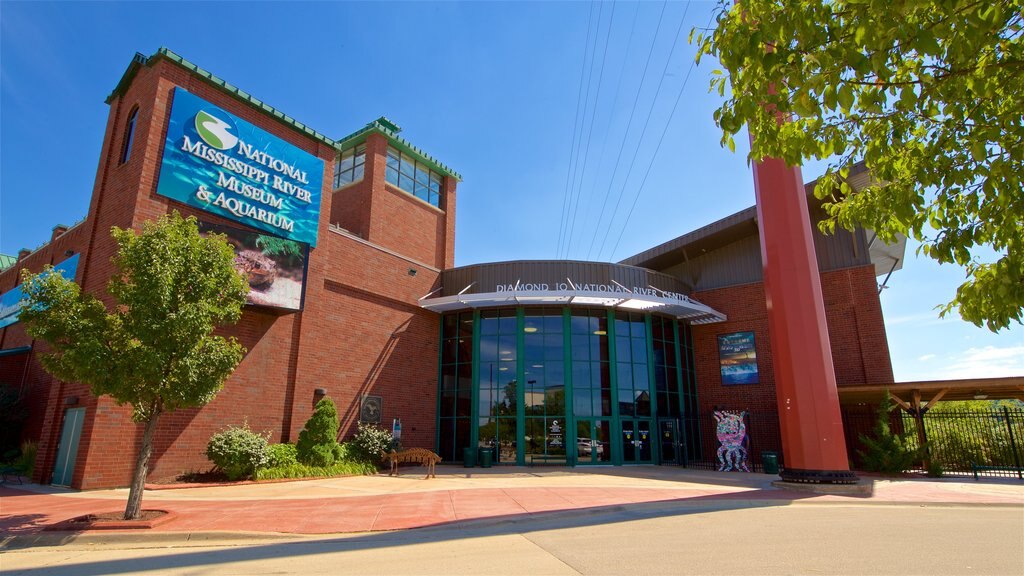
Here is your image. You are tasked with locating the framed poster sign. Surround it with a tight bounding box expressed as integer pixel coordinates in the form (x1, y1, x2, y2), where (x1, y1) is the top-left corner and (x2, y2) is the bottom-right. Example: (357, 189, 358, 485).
(360, 395, 383, 424)
(718, 331, 759, 385)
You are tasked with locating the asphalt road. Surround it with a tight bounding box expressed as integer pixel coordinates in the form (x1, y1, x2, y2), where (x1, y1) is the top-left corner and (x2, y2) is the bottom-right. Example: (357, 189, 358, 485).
(3, 501, 1022, 575)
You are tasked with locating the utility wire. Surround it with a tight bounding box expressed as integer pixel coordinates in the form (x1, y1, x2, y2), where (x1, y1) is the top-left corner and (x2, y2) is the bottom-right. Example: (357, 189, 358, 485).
(564, 0, 617, 259)
(595, 1, 691, 261)
(583, 1, 668, 261)
(562, 0, 606, 259)
(608, 9, 711, 262)
(556, 1, 597, 258)
(574, 1, 640, 261)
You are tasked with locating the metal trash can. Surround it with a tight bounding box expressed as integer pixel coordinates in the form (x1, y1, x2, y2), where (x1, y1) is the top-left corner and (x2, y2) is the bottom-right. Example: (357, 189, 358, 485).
(463, 447, 477, 468)
(478, 447, 494, 468)
(762, 451, 779, 475)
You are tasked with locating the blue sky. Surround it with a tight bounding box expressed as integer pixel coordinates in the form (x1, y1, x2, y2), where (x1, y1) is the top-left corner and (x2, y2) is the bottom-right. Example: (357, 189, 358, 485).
(1, 1, 1020, 381)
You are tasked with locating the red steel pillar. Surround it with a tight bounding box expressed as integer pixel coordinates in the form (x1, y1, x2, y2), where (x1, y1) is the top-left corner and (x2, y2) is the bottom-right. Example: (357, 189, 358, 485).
(751, 156, 858, 484)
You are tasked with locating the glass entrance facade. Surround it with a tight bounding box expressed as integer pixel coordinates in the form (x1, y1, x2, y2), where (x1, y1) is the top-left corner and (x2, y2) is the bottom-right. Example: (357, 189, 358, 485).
(437, 307, 699, 466)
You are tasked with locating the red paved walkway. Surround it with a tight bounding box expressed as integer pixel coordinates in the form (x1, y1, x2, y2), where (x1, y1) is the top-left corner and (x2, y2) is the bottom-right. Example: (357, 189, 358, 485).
(2, 468, 1021, 536)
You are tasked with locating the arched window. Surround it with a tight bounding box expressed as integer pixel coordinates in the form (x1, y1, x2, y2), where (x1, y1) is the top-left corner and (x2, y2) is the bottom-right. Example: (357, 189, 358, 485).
(119, 106, 138, 164)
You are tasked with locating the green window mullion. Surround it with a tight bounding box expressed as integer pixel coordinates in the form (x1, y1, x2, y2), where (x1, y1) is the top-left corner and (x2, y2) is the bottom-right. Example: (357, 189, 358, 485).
(646, 315, 657, 423)
(516, 308, 526, 466)
(606, 309, 621, 465)
(562, 307, 575, 466)
(469, 310, 481, 455)
(673, 320, 686, 416)
(435, 314, 445, 455)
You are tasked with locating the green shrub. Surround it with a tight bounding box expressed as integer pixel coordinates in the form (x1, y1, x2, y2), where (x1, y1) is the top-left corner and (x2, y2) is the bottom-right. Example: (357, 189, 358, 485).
(205, 423, 269, 480)
(254, 459, 378, 481)
(925, 459, 944, 478)
(296, 397, 343, 466)
(349, 422, 394, 465)
(266, 443, 298, 468)
(15, 440, 37, 478)
(857, 393, 920, 476)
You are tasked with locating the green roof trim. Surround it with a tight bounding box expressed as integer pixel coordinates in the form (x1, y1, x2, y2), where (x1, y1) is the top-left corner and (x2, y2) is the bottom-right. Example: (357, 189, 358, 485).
(106, 48, 336, 148)
(336, 117, 463, 182)
(105, 49, 462, 181)
(0, 254, 16, 271)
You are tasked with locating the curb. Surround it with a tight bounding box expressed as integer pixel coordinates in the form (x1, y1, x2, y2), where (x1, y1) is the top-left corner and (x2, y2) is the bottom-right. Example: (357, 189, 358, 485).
(44, 510, 178, 531)
(1, 530, 306, 551)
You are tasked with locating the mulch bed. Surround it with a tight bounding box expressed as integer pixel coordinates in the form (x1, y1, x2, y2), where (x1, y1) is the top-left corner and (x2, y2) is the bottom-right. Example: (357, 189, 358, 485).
(46, 510, 176, 531)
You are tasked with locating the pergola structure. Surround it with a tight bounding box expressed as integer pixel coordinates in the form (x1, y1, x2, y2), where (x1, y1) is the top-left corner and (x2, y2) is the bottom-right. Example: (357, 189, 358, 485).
(838, 376, 1024, 406)
(838, 376, 1024, 467)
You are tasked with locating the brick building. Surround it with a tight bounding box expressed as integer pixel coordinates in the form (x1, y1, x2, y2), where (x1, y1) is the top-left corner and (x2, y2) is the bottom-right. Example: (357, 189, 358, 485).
(0, 48, 898, 488)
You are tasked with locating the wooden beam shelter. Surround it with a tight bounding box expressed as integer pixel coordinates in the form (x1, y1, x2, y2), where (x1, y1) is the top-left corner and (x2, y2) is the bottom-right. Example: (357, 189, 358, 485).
(838, 376, 1024, 405)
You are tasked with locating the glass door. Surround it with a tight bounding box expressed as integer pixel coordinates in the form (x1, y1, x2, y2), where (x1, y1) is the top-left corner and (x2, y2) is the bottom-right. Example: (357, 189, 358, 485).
(658, 419, 679, 464)
(621, 419, 653, 464)
(575, 418, 611, 464)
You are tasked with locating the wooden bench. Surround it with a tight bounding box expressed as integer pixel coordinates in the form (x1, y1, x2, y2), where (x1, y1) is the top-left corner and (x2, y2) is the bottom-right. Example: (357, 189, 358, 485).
(971, 462, 1024, 480)
(384, 448, 441, 479)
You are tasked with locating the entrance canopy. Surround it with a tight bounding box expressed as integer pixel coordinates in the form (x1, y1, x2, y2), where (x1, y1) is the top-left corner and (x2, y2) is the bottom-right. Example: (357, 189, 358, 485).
(420, 260, 726, 324)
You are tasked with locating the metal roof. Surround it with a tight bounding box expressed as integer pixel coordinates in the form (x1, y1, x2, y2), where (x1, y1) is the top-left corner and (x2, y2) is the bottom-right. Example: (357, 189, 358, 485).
(105, 49, 461, 181)
(621, 162, 874, 271)
(336, 118, 462, 182)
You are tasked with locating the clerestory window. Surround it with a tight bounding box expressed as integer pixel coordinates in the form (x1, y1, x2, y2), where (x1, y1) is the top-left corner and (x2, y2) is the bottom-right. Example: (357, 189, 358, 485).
(333, 144, 365, 188)
(385, 146, 442, 208)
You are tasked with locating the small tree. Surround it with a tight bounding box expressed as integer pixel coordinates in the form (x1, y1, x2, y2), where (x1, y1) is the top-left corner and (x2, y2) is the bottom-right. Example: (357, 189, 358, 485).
(693, 1, 1024, 331)
(19, 212, 248, 519)
(296, 397, 344, 467)
(857, 392, 919, 476)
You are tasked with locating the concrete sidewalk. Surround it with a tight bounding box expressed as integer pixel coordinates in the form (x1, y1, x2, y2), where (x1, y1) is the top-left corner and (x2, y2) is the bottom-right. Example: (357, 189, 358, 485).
(2, 466, 1021, 538)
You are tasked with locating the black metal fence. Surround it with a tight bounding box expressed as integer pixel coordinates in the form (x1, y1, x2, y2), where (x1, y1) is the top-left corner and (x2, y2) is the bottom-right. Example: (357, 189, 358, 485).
(681, 406, 1024, 479)
(680, 411, 782, 473)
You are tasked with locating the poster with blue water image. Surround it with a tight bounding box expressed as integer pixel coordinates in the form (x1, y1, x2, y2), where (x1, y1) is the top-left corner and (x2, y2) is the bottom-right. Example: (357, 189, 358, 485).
(718, 331, 759, 385)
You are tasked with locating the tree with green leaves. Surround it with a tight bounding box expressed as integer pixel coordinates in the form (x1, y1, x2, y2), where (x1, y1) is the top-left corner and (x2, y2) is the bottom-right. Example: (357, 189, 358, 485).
(19, 212, 248, 519)
(693, 0, 1023, 330)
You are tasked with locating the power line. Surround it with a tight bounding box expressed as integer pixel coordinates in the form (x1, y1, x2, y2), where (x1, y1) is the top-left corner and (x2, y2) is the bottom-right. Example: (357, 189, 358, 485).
(595, 0, 691, 261)
(556, 1, 597, 258)
(575, 1, 640, 261)
(561, 0, 606, 259)
(608, 9, 711, 262)
(582, 1, 668, 261)
(564, 0, 617, 259)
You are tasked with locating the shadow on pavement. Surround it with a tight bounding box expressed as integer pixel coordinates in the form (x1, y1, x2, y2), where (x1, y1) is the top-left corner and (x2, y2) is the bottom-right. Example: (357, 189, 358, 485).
(2, 489, 818, 575)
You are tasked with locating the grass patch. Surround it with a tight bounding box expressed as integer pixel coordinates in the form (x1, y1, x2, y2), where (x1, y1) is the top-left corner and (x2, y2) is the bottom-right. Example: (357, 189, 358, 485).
(254, 459, 379, 481)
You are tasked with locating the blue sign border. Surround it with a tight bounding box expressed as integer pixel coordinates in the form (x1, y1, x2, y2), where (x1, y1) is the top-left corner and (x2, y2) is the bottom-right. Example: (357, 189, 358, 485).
(0, 254, 81, 330)
(155, 88, 323, 246)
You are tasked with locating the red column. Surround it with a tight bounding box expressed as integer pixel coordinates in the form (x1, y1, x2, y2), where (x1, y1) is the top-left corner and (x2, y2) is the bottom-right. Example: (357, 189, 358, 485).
(752, 156, 857, 483)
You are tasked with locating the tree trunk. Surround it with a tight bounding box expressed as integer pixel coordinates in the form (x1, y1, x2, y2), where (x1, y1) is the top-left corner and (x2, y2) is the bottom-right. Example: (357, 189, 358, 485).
(124, 407, 161, 520)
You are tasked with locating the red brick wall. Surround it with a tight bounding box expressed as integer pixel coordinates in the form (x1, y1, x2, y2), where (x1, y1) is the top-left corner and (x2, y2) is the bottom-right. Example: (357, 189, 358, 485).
(691, 264, 894, 416)
(329, 133, 457, 271)
(7, 54, 454, 489)
(0, 218, 94, 478)
(331, 175, 373, 239)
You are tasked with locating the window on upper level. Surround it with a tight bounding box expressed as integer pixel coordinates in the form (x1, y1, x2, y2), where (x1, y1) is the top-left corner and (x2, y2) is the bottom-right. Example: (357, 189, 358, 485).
(334, 144, 366, 188)
(120, 106, 138, 164)
(385, 146, 442, 208)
